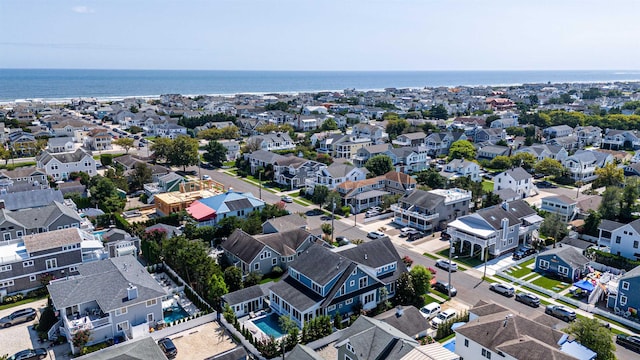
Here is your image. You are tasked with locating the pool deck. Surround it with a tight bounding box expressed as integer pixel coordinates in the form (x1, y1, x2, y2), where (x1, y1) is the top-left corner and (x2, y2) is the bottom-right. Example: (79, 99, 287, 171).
(152, 272, 200, 316)
(240, 311, 279, 342)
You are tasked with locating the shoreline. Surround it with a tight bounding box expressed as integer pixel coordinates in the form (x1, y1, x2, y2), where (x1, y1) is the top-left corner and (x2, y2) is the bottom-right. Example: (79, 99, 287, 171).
(2, 78, 640, 106)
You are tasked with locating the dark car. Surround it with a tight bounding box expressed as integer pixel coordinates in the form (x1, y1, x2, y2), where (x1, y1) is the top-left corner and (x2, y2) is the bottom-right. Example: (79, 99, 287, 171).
(433, 280, 457, 297)
(1, 307, 37, 328)
(8, 348, 47, 360)
(616, 334, 640, 353)
(545, 305, 576, 322)
(536, 180, 557, 188)
(305, 209, 323, 216)
(512, 246, 536, 260)
(158, 337, 177, 359)
(515, 292, 540, 307)
(533, 173, 545, 179)
(408, 231, 426, 242)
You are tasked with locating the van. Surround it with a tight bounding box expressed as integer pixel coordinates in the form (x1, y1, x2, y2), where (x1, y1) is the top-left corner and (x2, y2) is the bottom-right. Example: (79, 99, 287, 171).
(420, 303, 441, 320)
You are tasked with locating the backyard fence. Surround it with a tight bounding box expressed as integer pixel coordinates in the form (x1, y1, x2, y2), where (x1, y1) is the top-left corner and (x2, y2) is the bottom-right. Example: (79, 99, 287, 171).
(219, 316, 265, 360)
(150, 312, 217, 341)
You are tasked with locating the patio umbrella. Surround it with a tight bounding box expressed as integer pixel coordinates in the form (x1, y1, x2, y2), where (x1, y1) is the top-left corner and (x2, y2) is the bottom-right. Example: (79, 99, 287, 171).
(573, 279, 595, 292)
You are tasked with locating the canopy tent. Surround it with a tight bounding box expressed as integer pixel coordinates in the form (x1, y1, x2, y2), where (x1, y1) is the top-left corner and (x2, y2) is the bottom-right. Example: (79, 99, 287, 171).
(573, 279, 595, 292)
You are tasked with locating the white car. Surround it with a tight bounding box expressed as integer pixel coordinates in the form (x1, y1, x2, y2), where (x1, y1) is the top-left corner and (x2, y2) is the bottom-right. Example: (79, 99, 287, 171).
(281, 196, 293, 203)
(399, 227, 414, 237)
(435, 259, 458, 272)
(202, 174, 211, 180)
(490, 283, 515, 297)
(431, 308, 457, 328)
(367, 231, 385, 239)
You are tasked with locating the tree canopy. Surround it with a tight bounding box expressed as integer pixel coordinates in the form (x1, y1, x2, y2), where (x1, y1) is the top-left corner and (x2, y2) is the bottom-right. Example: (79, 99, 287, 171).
(150, 137, 173, 163)
(566, 318, 615, 360)
(365, 155, 393, 176)
(203, 140, 228, 168)
(169, 136, 200, 171)
(386, 118, 409, 139)
(113, 137, 134, 154)
(593, 162, 624, 188)
(448, 140, 476, 161)
(534, 158, 564, 177)
(130, 162, 152, 191)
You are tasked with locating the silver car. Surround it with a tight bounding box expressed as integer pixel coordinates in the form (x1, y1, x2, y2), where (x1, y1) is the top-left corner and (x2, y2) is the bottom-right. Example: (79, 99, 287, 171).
(490, 283, 515, 297)
(1, 308, 37, 328)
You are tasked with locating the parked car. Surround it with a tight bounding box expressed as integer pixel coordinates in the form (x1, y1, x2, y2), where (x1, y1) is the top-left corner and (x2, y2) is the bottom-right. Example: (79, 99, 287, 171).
(305, 209, 323, 216)
(533, 173, 545, 179)
(202, 174, 211, 180)
(490, 283, 515, 297)
(513, 246, 536, 260)
(158, 337, 177, 359)
(536, 180, 557, 188)
(365, 210, 380, 218)
(399, 227, 414, 237)
(336, 236, 350, 246)
(515, 292, 540, 307)
(0, 308, 37, 328)
(408, 231, 426, 241)
(431, 308, 457, 328)
(420, 302, 441, 320)
(7, 348, 47, 360)
(435, 259, 458, 272)
(281, 195, 293, 203)
(433, 281, 457, 297)
(367, 231, 385, 239)
(545, 305, 576, 322)
(616, 334, 640, 353)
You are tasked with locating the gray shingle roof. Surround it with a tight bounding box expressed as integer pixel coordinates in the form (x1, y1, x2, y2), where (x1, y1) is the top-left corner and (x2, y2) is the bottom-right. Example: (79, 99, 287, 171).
(0, 189, 63, 210)
(48, 255, 166, 313)
(222, 229, 265, 264)
(337, 237, 407, 284)
(222, 283, 270, 306)
(399, 189, 444, 211)
(262, 214, 307, 233)
(269, 275, 324, 311)
(374, 306, 429, 338)
(77, 337, 169, 360)
(543, 195, 577, 205)
(4, 201, 81, 230)
(501, 167, 532, 181)
(476, 206, 521, 229)
(291, 244, 348, 285)
(598, 219, 624, 232)
(538, 246, 589, 268)
(336, 316, 418, 360)
(254, 228, 311, 256)
(325, 163, 357, 178)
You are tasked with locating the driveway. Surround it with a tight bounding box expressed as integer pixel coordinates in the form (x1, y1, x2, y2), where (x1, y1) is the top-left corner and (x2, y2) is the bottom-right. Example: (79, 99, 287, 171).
(0, 299, 49, 358)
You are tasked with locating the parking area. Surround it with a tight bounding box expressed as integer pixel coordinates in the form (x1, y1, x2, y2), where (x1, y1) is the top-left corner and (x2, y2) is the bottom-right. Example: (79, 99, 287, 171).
(0, 299, 50, 358)
(169, 322, 237, 360)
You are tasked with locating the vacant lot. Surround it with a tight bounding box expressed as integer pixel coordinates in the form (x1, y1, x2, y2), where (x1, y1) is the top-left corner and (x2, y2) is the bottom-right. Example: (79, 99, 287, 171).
(171, 322, 237, 360)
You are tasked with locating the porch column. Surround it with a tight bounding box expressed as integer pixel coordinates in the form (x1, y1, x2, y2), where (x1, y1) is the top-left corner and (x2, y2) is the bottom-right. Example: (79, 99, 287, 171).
(480, 244, 485, 261)
(469, 241, 474, 257)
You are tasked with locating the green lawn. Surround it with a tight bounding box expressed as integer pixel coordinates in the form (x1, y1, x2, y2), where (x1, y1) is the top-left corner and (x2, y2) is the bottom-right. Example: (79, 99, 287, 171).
(506, 259, 535, 278)
(259, 273, 283, 284)
(423, 294, 444, 305)
(0, 295, 47, 311)
(494, 274, 512, 283)
(293, 199, 309, 207)
(430, 289, 450, 301)
(423, 253, 439, 260)
(532, 276, 570, 292)
(223, 161, 236, 167)
(438, 333, 456, 343)
(482, 180, 494, 192)
(437, 248, 481, 268)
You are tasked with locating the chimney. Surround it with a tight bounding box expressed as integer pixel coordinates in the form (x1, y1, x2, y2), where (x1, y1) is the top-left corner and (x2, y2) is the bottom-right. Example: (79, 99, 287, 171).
(396, 306, 404, 317)
(127, 283, 138, 300)
(0, 199, 5, 209)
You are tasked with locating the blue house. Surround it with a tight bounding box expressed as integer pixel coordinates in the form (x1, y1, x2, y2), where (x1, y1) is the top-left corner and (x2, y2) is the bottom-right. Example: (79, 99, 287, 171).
(607, 266, 640, 315)
(535, 246, 589, 282)
(268, 238, 406, 328)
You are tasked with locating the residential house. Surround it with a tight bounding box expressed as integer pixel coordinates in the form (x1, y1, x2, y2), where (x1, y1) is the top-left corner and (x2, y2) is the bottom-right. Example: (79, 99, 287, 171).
(143, 172, 187, 197)
(534, 246, 589, 282)
(493, 167, 534, 199)
(353, 123, 388, 144)
(113, 155, 169, 182)
(597, 219, 640, 260)
(0, 228, 89, 296)
(447, 205, 521, 260)
(486, 98, 515, 111)
(334, 317, 420, 360)
(440, 159, 481, 182)
(249, 132, 295, 151)
(144, 223, 182, 239)
(74, 337, 169, 360)
(497, 200, 543, 244)
(50, 119, 92, 138)
(8, 131, 38, 157)
(268, 238, 406, 328)
(393, 188, 472, 231)
(0, 200, 83, 237)
(186, 189, 265, 227)
(217, 140, 241, 161)
(546, 135, 580, 151)
(0, 167, 48, 193)
(47, 256, 165, 353)
(474, 128, 506, 144)
(514, 144, 568, 162)
(385, 146, 430, 174)
(47, 137, 75, 153)
(374, 306, 430, 339)
(353, 144, 392, 167)
(333, 136, 373, 159)
(221, 228, 315, 277)
(155, 123, 188, 139)
(222, 284, 270, 318)
(84, 128, 112, 151)
(295, 115, 320, 131)
(262, 214, 308, 234)
(336, 171, 416, 213)
(392, 132, 427, 147)
(600, 129, 640, 150)
(0, 188, 63, 211)
(273, 157, 326, 190)
(477, 145, 510, 160)
(543, 125, 573, 139)
(623, 162, 640, 177)
(100, 228, 140, 258)
(574, 126, 602, 147)
(153, 188, 219, 216)
(424, 132, 466, 157)
(562, 150, 614, 182)
(244, 150, 288, 175)
(455, 301, 596, 360)
(540, 195, 578, 222)
(489, 114, 518, 129)
(607, 266, 640, 316)
(36, 149, 98, 181)
(305, 163, 367, 192)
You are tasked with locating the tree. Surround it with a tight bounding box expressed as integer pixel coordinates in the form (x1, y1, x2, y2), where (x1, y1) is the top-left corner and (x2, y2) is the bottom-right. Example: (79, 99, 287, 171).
(72, 329, 92, 352)
(534, 158, 564, 178)
(365, 155, 393, 177)
(448, 140, 476, 161)
(566, 318, 615, 360)
(325, 191, 342, 212)
(386, 118, 409, 139)
(583, 210, 601, 236)
(100, 153, 113, 166)
(203, 140, 227, 168)
(482, 191, 502, 208)
(311, 185, 329, 208)
(113, 137, 135, 154)
(485, 115, 501, 128)
(128, 125, 143, 134)
(150, 137, 173, 163)
(620, 177, 640, 221)
(416, 168, 447, 189)
(599, 187, 621, 221)
(321, 223, 332, 236)
(540, 213, 567, 246)
(169, 136, 200, 171)
(244, 271, 262, 287)
(593, 162, 624, 188)
(511, 152, 537, 171)
(489, 156, 512, 171)
(395, 272, 420, 306)
(381, 194, 401, 210)
(0, 147, 10, 165)
(242, 137, 262, 154)
(130, 162, 152, 191)
(429, 104, 448, 120)
(208, 274, 228, 309)
(89, 176, 125, 213)
(410, 265, 432, 295)
(320, 118, 338, 131)
(69, 171, 90, 185)
(129, 105, 139, 113)
(224, 266, 243, 292)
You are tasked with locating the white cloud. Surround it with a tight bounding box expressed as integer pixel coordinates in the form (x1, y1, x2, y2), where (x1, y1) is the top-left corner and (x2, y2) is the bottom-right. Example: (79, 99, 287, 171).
(71, 6, 95, 14)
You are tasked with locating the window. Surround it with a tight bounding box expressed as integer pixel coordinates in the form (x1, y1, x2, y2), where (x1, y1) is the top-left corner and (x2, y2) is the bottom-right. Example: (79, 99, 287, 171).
(482, 348, 492, 359)
(539, 259, 549, 270)
(464, 339, 469, 347)
(3, 233, 9, 241)
(29, 275, 37, 282)
(350, 280, 355, 287)
(115, 307, 128, 316)
(346, 299, 353, 305)
(0, 280, 14, 287)
(45, 258, 57, 270)
(146, 299, 157, 307)
(254, 263, 260, 270)
(359, 277, 368, 288)
(346, 343, 354, 353)
(272, 258, 277, 265)
(622, 281, 630, 291)
(620, 295, 628, 306)
(0, 264, 11, 272)
(16, 231, 23, 237)
(616, 236, 621, 244)
(327, 305, 336, 312)
(116, 321, 129, 331)
(634, 241, 639, 249)
(69, 266, 78, 272)
(147, 313, 154, 322)
(558, 265, 569, 276)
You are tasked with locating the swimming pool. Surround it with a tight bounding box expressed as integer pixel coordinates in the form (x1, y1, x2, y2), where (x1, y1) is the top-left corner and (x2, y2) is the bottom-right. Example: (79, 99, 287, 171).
(252, 313, 287, 338)
(163, 304, 189, 323)
(93, 230, 107, 241)
(442, 339, 456, 352)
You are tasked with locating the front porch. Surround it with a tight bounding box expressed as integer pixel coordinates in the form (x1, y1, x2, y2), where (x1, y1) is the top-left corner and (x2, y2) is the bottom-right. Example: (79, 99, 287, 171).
(391, 204, 438, 231)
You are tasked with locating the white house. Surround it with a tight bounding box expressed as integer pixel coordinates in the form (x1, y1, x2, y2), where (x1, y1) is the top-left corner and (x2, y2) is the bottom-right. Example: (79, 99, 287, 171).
(36, 149, 97, 181)
(493, 167, 533, 199)
(598, 219, 640, 260)
(440, 159, 481, 182)
(248, 132, 295, 151)
(305, 163, 367, 192)
(562, 150, 614, 182)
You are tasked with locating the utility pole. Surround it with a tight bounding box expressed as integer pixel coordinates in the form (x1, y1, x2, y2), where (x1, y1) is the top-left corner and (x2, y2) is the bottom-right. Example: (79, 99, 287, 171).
(259, 170, 262, 200)
(331, 200, 336, 244)
(448, 238, 453, 297)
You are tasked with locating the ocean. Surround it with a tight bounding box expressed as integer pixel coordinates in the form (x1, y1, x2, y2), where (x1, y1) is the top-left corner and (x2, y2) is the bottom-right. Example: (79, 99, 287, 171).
(1, 69, 640, 102)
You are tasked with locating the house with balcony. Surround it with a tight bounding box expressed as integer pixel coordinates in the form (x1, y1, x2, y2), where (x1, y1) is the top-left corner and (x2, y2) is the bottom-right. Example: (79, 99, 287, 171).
(493, 167, 533, 199)
(336, 171, 416, 213)
(424, 131, 466, 157)
(597, 219, 640, 260)
(540, 195, 578, 222)
(47, 137, 75, 153)
(575, 126, 602, 147)
(607, 266, 640, 315)
(143, 172, 187, 197)
(273, 156, 326, 190)
(600, 129, 640, 150)
(514, 144, 568, 162)
(385, 146, 430, 174)
(186, 189, 265, 227)
(268, 238, 406, 328)
(562, 150, 613, 182)
(353, 144, 392, 167)
(534, 246, 589, 282)
(473, 128, 506, 144)
(244, 150, 288, 175)
(8, 131, 38, 157)
(489, 114, 518, 129)
(393, 188, 472, 232)
(217, 139, 241, 161)
(392, 132, 427, 147)
(352, 123, 387, 144)
(440, 159, 481, 182)
(333, 137, 373, 159)
(446, 205, 521, 260)
(248, 132, 295, 151)
(84, 128, 112, 151)
(47, 256, 165, 354)
(542, 125, 573, 139)
(221, 228, 316, 277)
(305, 163, 368, 192)
(0, 167, 48, 193)
(546, 135, 581, 151)
(36, 148, 97, 181)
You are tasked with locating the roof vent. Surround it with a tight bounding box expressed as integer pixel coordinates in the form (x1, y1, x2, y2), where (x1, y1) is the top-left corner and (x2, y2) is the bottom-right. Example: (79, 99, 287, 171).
(364, 253, 368, 260)
(127, 283, 138, 301)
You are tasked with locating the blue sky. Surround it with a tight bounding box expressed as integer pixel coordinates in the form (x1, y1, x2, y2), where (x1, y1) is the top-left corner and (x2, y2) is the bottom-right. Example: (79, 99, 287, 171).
(1, 0, 639, 70)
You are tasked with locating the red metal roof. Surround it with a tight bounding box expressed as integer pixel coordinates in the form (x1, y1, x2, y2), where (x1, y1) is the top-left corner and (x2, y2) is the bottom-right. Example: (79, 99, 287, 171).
(186, 201, 216, 221)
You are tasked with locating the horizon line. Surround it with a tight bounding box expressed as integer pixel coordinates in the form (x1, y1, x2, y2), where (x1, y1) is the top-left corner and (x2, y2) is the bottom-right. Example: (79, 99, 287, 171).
(1, 68, 639, 72)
